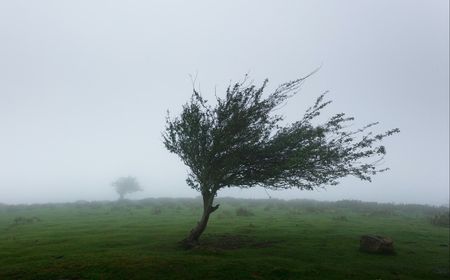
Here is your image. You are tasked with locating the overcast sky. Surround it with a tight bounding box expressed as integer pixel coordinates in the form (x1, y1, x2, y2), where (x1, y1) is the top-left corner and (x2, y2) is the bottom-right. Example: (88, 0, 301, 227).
(0, 0, 448, 205)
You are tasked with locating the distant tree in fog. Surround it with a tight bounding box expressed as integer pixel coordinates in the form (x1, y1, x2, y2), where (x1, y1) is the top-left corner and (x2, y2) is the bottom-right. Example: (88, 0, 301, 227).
(163, 73, 399, 248)
(111, 176, 142, 200)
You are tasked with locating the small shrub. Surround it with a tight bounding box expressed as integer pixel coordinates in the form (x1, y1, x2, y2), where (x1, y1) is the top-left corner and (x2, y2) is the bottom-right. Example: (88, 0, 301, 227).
(152, 207, 162, 215)
(430, 212, 449, 227)
(236, 207, 254, 217)
(332, 215, 348, 221)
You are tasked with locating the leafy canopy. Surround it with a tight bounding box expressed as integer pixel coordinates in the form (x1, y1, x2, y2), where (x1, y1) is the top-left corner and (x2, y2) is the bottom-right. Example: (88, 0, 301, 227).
(163, 75, 399, 195)
(111, 176, 142, 198)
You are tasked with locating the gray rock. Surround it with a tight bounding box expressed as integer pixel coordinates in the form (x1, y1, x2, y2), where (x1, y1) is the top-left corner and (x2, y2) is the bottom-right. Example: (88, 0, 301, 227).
(360, 235, 395, 254)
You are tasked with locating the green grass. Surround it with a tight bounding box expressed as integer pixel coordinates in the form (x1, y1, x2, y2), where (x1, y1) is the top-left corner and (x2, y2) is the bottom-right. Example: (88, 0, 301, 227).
(0, 198, 448, 279)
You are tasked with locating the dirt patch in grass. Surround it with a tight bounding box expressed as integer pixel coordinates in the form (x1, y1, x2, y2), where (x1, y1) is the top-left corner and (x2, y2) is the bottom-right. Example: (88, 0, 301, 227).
(199, 234, 277, 250)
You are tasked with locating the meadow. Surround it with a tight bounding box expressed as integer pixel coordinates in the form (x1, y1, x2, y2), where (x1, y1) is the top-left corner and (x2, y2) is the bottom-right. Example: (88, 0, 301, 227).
(0, 198, 448, 279)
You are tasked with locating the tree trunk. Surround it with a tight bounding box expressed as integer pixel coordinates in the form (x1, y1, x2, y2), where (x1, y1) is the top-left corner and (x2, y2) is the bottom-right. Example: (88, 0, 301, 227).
(181, 192, 219, 249)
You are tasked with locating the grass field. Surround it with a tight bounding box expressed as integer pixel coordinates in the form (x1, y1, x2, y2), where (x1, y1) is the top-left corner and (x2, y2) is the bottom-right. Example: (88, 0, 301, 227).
(0, 198, 448, 279)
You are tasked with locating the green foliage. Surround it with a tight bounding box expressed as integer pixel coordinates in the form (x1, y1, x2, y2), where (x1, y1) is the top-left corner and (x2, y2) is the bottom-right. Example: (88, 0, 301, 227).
(0, 199, 448, 279)
(163, 75, 399, 195)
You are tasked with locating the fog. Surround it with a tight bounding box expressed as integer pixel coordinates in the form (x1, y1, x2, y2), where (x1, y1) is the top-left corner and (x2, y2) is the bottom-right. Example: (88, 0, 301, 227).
(0, 0, 448, 206)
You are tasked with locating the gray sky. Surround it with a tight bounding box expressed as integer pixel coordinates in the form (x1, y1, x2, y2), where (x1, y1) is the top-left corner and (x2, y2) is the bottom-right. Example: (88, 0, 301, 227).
(0, 0, 448, 205)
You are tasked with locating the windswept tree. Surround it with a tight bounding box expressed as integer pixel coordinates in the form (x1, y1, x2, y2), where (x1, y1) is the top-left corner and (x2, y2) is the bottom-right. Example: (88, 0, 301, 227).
(111, 176, 142, 200)
(163, 74, 399, 247)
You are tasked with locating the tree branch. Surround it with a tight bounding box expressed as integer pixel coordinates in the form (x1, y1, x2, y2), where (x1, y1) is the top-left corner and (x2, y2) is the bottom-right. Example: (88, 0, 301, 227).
(209, 204, 220, 214)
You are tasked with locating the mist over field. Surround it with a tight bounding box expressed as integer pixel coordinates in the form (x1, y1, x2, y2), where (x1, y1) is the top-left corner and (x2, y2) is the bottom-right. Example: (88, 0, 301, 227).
(0, 2, 449, 279)
(0, 0, 448, 206)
